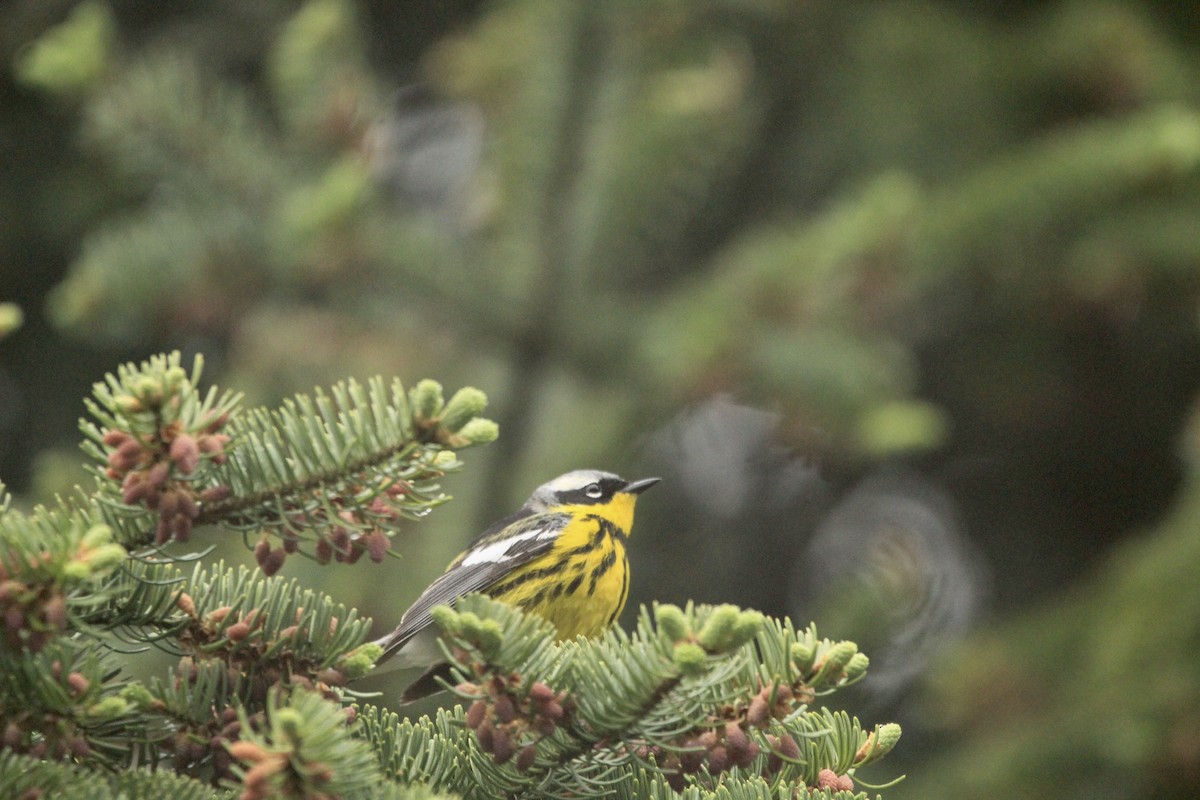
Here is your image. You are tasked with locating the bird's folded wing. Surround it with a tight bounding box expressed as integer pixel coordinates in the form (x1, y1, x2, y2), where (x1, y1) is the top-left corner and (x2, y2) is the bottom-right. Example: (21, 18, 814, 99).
(374, 511, 571, 662)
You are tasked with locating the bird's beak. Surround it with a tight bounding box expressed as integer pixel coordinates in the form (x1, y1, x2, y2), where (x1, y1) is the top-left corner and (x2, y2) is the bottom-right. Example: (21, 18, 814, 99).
(622, 477, 661, 495)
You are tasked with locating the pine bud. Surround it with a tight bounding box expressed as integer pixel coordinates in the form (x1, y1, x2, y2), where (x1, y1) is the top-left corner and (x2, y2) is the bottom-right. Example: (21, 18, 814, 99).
(227, 740, 268, 763)
(776, 733, 800, 762)
(516, 743, 537, 772)
(199, 484, 232, 503)
(260, 547, 286, 576)
(844, 652, 871, 683)
(84, 543, 126, 572)
(466, 700, 487, 730)
(254, 537, 271, 566)
(855, 722, 902, 764)
(817, 768, 840, 790)
(654, 604, 690, 642)
(170, 592, 194, 618)
(144, 461, 169, 491)
(746, 693, 770, 727)
(169, 434, 200, 475)
(491, 727, 514, 764)
(121, 472, 149, 505)
(812, 641, 858, 685)
(493, 693, 516, 724)
(67, 672, 90, 696)
(706, 744, 729, 774)
(316, 668, 346, 687)
(365, 529, 389, 563)
(315, 536, 333, 564)
(475, 718, 493, 752)
(101, 429, 132, 448)
(679, 740, 705, 773)
(529, 682, 555, 706)
(226, 622, 250, 642)
(696, 605, 740, 651)
(42, 594, 67, 629)
(724, 721, 754, 766)
(409, 379, 444, 425)
(672, 642, 707, 676)
(438, 387, 488, 433)
(540, 699, 564, 722)
(81, 524, 114, 549)
(452, 417, 499, 446)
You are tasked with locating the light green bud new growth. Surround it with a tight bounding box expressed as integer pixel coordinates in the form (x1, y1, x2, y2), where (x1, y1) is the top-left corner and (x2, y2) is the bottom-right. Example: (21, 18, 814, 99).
(133, 376, 162, 404)
(790, 641, 816, 673)
(275, 708, 304, 741)
(458, 614, 503, 655)
(672, 642, 708, 677)
(81, 524, 113, 549)
(84, 543, 127, 572)
(455, 418, 499, 445)
(430, 605, 462, 636)
(433, 450, 459, 467)
(340, 643, 383, 679)
(86, 696, 132, 721)
(654, 604, 690, 642)
(62, 559, 91, 581)
(812, 641, 859, 685)
(728, 610, 764, 650)
(164, 365, 188, 392)
(120, 683, 156, 709)
(873, 722, 903, 758)
(855, 722, 903, 766)
(410, 379, 445, 425)
(696, 604, 741, 652)
(439, 387, 488, 433)
(844, 652, 870, 682)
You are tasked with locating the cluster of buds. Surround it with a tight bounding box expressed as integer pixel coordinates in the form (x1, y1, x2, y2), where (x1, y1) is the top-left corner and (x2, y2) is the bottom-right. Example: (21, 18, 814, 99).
(1, 526, 123, 652)
(311, 522, 391, 568)
(314, 491, 403, 566)
(656, 680, 817, 790)
(175, 594, 351, 707)
(1, 565, 67, 653)
(2, 713, 91, 763)
(814, 768, 855, 793)
(156, 705, 266, 786)
(226, 738, 296, 800)
(745, 681, 813, 728)
(409, 380, 499, 449)
(791, 638, 870, 692)
(101, 412, 232, 546)
(225, 702, 348, 800)
(158, 704, 250, 782)
(460, 674, 571, 770)
(1, 660, 97, 762)
(258, 480, 407, 577)
(661, 719, 762, 789)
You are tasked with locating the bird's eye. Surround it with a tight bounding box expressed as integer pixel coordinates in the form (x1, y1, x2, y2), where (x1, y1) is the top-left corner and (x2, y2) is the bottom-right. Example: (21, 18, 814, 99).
(585, 483, 603, 499)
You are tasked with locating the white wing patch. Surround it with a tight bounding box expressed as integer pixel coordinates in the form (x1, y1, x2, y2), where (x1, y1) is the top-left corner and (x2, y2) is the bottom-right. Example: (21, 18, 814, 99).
(459, 527, 557, 567)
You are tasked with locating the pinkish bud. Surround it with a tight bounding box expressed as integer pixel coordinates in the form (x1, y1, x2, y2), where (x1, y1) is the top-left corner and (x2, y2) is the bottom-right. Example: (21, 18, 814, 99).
(169, 434, 200, 475)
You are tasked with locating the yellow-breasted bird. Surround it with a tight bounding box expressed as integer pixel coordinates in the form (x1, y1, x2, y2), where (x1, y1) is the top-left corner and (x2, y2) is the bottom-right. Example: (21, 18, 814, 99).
(374, 469, 660, 701)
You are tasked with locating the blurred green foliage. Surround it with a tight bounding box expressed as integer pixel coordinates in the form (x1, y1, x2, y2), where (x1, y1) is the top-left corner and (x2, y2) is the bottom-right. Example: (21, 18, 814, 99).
(2, 0, 1200, 796)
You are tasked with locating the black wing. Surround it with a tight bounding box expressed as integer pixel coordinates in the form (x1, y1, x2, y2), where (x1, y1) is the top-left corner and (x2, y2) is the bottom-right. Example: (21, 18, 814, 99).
(375, 510, 570, 661)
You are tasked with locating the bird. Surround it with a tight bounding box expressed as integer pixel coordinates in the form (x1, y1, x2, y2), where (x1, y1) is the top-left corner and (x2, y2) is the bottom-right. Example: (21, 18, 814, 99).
(373, 469, 660, 701)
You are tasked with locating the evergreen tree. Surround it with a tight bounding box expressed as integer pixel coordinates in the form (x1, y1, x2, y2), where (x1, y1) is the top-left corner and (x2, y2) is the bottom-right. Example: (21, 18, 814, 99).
(0, 352, 900, 797)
